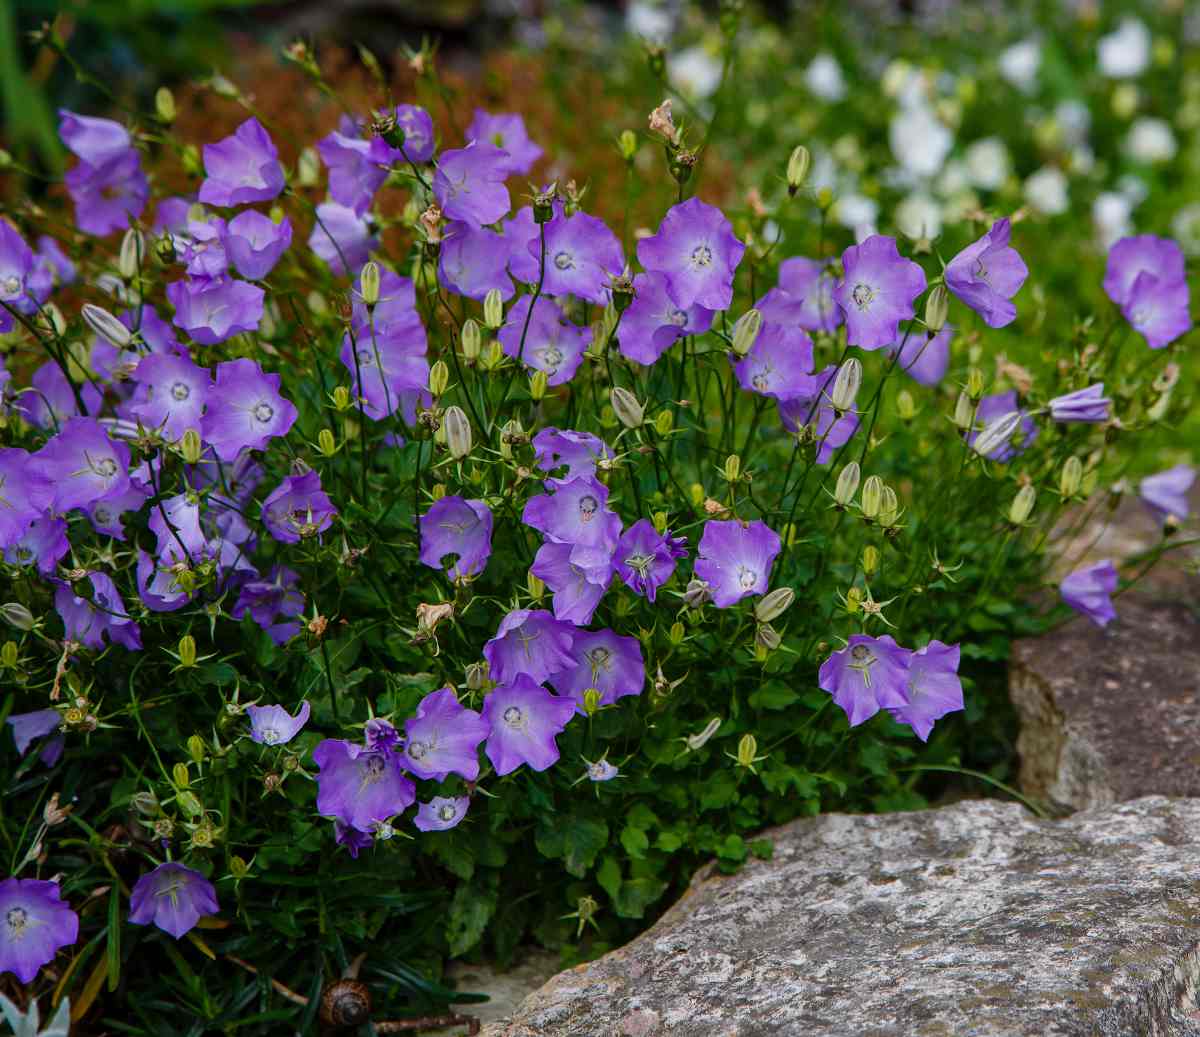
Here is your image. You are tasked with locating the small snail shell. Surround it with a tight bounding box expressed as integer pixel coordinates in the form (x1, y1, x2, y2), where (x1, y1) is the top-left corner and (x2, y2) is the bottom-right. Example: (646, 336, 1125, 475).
(319, 979, 372, 1030)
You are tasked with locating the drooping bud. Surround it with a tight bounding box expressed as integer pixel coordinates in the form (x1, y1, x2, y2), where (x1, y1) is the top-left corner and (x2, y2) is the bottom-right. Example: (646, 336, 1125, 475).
(924, 283, 949, 333)
(318, 429, 337, 456)
(786, 145, 811, 195)
(119, 229, 145, 280)
(830, 358, 862, 413)
(972, 411, 1022, 459)
(896, 389, 916, 421)
(723, 454, 741, 483)
(1008, 483, 1036, 525)
(0, 603, 34, 631)
(861, 545, 880, 576)
(530, 369, 549, 401)
(428, 360, 449, 398)
(465, 661, 489, 691)
(172, 763, 191, 790)
(754, 587, 795, 623)
(683, 578, 713, 609)
(461, 318, 482, 361)
(82, 303, 131, 349)
(611, 387, 644, 428)
(359, 261, 381, 308)
(755, 624, 781, 652)
(444, 406, 472, 459)
(483, 289, 504, 329)
(860, 475, 885, 520)
(155, 86, 176, 123)
(229, 856, 250, 880)
(178, 635, 197, 668)
(296, 146, 321, 188)
(731, 309, 762, 358)
(1060, 456, 1083, 498)
(967, 366, 985, 400)
(187, 734, 206, 764)
(834, 462, 861, 508)
(953, 391, 974, 430)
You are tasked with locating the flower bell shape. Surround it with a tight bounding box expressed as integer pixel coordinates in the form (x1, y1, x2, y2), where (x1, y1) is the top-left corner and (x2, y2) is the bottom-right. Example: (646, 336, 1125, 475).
(308, 201, 379, 276)
(693, 519, 783, 608)
(128, 353, 212, 440)
(756, 256, 842, 334)
(1060, 559, 1119, 628)
(549, 628, 646, 712)
(613, 519, 686, 603)
(886, 640, 964, 741)
(834, 235, 926, 350)
(319, 127, 387, 215)
(0, 878, 78, 983)
(35, 418, 131, 512)
(55, 571, 142, 651)
(532, 428, 613, 481)
(466, 110, 542, 175)
(819, 634, 912, 727)
(482, 674, 577, 775)
(201, 358, 298, 461)
(529, 542, 613, 626)
(400, 687, 489, 781)
(0, 447, 52, 549)
(1138, 464, 1195, 522)
(967, 390, 1038, 462)
(261, 471, 337, 544)
(224, 209, 293, 280)
(433, 144, 511, 227)
(1102, 235, 1192, 349)
(509, 210, 624, 304)
(888, 324, 953, 387)
(414, 796, 471, 832)
(198, 118, 285, 207)
(944, 218, 1029, 329)
(128, 862, 219, 939)
(419, 496, 494, 581)
(522, 475, 623, 554)
(58, 109, 132, 164)
(166, 276, 264, 346)
(1048, 383, 1111, 424)
(483, 609, 577, 685)
(246, 702, 311, 745)
(636, 198, 745, 311)
(733, 322, 816, 400)
(439, 221, 515, 301)
(498, 296, 589, 386)
(64, 149, 149, 236)
(0, 220, 34, 329)
(6, 516, 70, 576)
(618, 271, 715, 365)
(313, 739, 416, 833)
(374, 104, 436, 165)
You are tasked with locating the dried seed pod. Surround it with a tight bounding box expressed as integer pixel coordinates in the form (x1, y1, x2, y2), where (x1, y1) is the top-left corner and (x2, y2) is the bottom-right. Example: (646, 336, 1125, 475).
(320, 979, 372, 1030)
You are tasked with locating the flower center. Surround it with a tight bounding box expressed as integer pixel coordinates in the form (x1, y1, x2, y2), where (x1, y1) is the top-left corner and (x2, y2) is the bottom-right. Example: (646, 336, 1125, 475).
(535, 346, 563, 371)
(171, 381, 191, 401)
(360, 753, 388, 786)
(690, 243, 713, 268)
(578, 495, 599, 522)
(93, 505, 112, 524)
(502, 705, 524, 728)
(437, 803, 457, 822)
(2, 276, 20, 297)
(261, 727, 280, 745)
(553, 250, 575, 271)
(624, 551, 654, 577)
(408, 739, 429, 760)
(586, 646, 613, 679)
(253, 402, 274, 424)
(851, 283, 876, 311)
(93, 457, 118, 478)
(751, 365, 774, 392)
(736, 565, 757, 590)
(668, 308, 689, 327)
(5, 906, 29, 938)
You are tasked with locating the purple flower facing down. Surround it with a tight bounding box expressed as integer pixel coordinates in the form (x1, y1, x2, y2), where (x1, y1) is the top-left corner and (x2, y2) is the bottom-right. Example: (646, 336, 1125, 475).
(888, 324, 952, 387)
(202, 358, 298, 461)
(944, 218, 1028, 329)
(757, 257, 842, 334)
(64, 150, 149, 236)
(887, 640, 964, 741)
(523, 475, 623, 553)
(618, 271, 714, 365)
(636, 198, 746, 311)
(199, 118, 285, 206)
(1060, 559, 1119, 628)
(414, 796, 470, 833)
(467, 110, 543, 175)
(482, 674, 577, 775)
(35, 417, 131, 512)
(309, 202, 379, 276)
(29, 235, 77, 304)
(1049, 383, 1111, 424)
(968, 390, 1038, 462)
(0, 448, 51, 549)
(167, 276, 264, 346)
(318, 130, 388, 215)
(86, 484, 148, 541)
(5, 515, 69, 575)
(614, 519, 685, 603)
(0, 878, 78, 983)
(6, 710, 60, 756)
(179, 217, 228, 279)
(400, 687, 489, 781)
(498, 297, 588, 385)
(128, 863, 218, 939)
(1139, 464, 1195, 522)
(19, 360, 103, 430)
(313, 739, 416, 832)
(834, 235, 927, 351)
(224, 210, 292, 280)
(59, 109, 131, 164)
(733, 323, 815, 400)
(549, 628, 645, 712)
(246, 701, 311, 745)
(373, 104, 436, 165)
(55, 571, 142, 651)
(439, 221, 515, 301)
(1102, 235, 1187, 307)
(335, 822, 374, 858)
(530, 541, 612, 625)
(433, 144, 511, 227)
(138, 550, 191, 613)
(514, 211, 624, 304)
(532, 427, 613, 481)
(340, 319, 429, 424)
(1121, 272, 1192, 350)
(262, 470, 337, 544)
(483, 609, 577, 685)
(419, 496, 494, 580)
(148, 492, 207, 564)
(128, 353, 211, 440)
(232, 566, 305, 644)
(694, 519, 782, 608)
(819, 634, 912, 727)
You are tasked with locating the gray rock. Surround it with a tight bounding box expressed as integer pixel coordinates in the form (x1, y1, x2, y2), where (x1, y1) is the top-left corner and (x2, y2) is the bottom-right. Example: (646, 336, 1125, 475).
(1010, 595, 1200, 812)
(482, 797, 1200, 1037)
(441, 950, 561, 1029)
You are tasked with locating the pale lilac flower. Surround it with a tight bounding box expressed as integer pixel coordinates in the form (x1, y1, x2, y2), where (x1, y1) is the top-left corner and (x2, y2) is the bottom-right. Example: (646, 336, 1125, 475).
(261, 470, 337, 544)
(0, 448, 52, 548)
(340, 320, 429, 424)
(246, 702, 311, 745)
(433, 144, 511, 227)
(1049, 383, 1111, 423)
(374, 104, 436, 165)
(439, 221, 515, 301)
(232, 566, 305, 644)
(58, 109, 131, 164)
(318, 129, 387, 215)
(694, 519, 782, 608)
(636, 198, 745, 310)
(1060, 559, 1119, 628)
(199, 118, 285, 206)
(137, 550, 191, 613)
(414, 797, 469, 832)
(513, 211, 623, 303)
(129, 863, 218, 939)
(19, 359, 102, 430)
(5, 515, 69, 574)
(888, 324, 952, 387)
(313, 739, 415, 832)
(834, 235, 926, 350)
(613, 519, 686, 603)
(584, 759, 619, 782)
(819, 634, 911, 727)
(481, 674, 577, 775)
(756, 257, 842, 333)
(0, 878, 78, 983)
(733, 323, 815, 400)
(1102, 235, 1186, 307)
(34, 417, 130, 511)
(0, 219, 34, 328)
(419, 496, 494, 580)
(968, 390, 1038, 462)
(530, 541, 612, 625)
(201, 359, 298, 461)
(887, 640, 964, 741)
(308, 202, 378, 275)
(224, 210, 293, 280)
(6, 710, 61, 758)
(523, 475, 623, 554)
(498, 296, 588, 385)
(1139, 464, 1195, 522)
(532, 428, 613, 480)
(128, 353, 211, 439)
(55, 571, 142, 651)
(179, 216, 229, 279)
(1122, 272, 1192, 349)
(549, 628, 645, 712)
(167, 277, 264, 345)
(483, 609, 577, 685)
(64, 151, 149, 236)
(618, 271, 714, 365)
(85, 484, 148, 540)
(944, 218, 1028, 328)
(28, 235, 77, 303)
(466, 110, 542, 175)
(400, 687, 489, 781)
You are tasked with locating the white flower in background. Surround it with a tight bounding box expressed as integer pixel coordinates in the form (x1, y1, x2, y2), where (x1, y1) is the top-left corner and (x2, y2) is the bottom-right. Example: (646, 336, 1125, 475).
(999, 38, 1041, 94)
(807, 149, 839, 193)
(833, 193, 878, 241)
(890, 104, 953, 178)
(626, 1, 674, 42)
(1098, 18, 1151, 79)
(806, 53, 847, 102)
(1023, 167, 1069, 216)
(1093, 191, 1134, 250)
(964, 137, 1011, 191)
(1125, 118, 1176, 163)
(1069, 145, 1096, 175)
(935, 159, 971, 198)
(881, 59, 914, 99)
(1171, 203, 1200, 256)
(1116, 174, 1149, 207)
(1055, 100, 1092, 146)
(895, 193, 943, 240)
(668, 46, 722, 99)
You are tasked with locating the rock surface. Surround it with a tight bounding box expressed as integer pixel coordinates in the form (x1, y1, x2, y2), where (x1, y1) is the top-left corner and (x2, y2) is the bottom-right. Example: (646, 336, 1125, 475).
(482, 797, 1200, 1037)
(1010, 595, 1200, 813)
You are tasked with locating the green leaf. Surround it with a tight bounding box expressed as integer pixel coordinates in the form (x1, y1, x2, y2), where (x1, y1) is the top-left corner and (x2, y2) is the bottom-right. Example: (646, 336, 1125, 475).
(196, 661, 238, 686)
(596, 855, 621, 901)
(698, 771, 739, 811)
(619, 824, 650, 859)
(106, 885, 121, 993)
(749, 838, 774, 860)
(748, 681, 800, 710)
(716, 834, 746, 862)
(611, 876, 669, 919)
(654, 831, 684, 853)
(446, 882, 498, 956)
(537, 816, 609, 877)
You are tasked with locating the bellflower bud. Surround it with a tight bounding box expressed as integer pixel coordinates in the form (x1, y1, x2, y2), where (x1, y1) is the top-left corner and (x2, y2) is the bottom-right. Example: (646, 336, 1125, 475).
(1009, 483, 1036, 525)
(618, 129, 638, 161)
(187, 735, 206, 764)
(178, 635, 197, 669)
(581, 688, 603, 715)
(830, 358, 862, 413)
(896, 389, 916, 421)
(530, 369, 549, 401)
(655, 410, 673, 436)
(834, 462, 861, 507)
(318, 429, 337, 456)
(735, 734, 760, 770)
(953, 391, 974, 430)
(296, 146, 321, 187)
(669, 621, 686, 645)
(878, 485, 900, 528)
(155, 86, 176, 123)
(924, 283, 949, 333)
(332, 386, 351, 411)
(444, 406, 472, 459)
(483, 289, 504, 329)
(0, 642, 17, 668)
(526, 571, 545, 601)
(82, 303, 132, 349)
(180, 429, 203, 464)
(723, 454, 741, 483)
(177, 791, 203, 820)
(461, 318, 482, 361)
(754, 587, 795, 623)
(481, 340, 504, 371)
(755, 625, 781, 652)
(1060, 457, 1083, 498)
(465, 661, 488, 691)
(683, 578, 713, 609)
(861, 545, 880, 576)
(429, 360, 449, 398)
(972, 411, 1022, 459)
(359, 261, 381, 308)
(119, 229, 145, 280)
(0, 603, 34, 631)
(611, 387, 644, 428)
(786, 145, 811, 195)
(172, 763, 191, 789)
(967, 367, 985, 400)
(731, 309, 763, 358)
(230, 856, 250, 880)
(860, 475, 885, 520)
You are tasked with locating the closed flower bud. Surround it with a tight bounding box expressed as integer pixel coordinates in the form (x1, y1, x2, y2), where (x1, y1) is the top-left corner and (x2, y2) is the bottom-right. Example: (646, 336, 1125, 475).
(0, 642, 17, 668)
(0, 603, 34, 631)
(896, 389, 916, 421)
(229, 855, 250, 880)
(731, 309, 763, 357)
(172, 762, 191, 789)
(332, 386, 351, 411)
(879, 486, 900, 527)
(82, 303, 131, 349)
(618, 129, 638, 162)
(831, 358, 862, 413)
(611, 387, 644, 428)
(187, 734, 206, 764)
(1009, 483, 1036, 525)
(177, 791, 204, 820)
(652, 510, 669, 534)
(483, 289, 504, 329)
(465, 661, 489, 690)
(953, 391, 974, 430)
(755, 587, 795, 623)
(119, 229, 145, 280)
(318, 429, 337, 456)
(861, 545, 880, 576)
(37, 302, 66, 337)
(130, 791, 158, 816)
(654, 409, 673, 436)
(209, 73, 239, 99)
(154, 234, 177, 266)
(844, 586, 863, 613)
(684, 578, 713, 609)
(1081, 467, 1099, 498)
(582, 688, 602, 715)
(359, 261, 381, 307)
(786, 144, 811, 195)
(444, 406, 472, 459)
(155, 86, 176, 123)
(972, 411, 1022, 459)
(429, 360, 450, 398)
(527, 571, 545, 601)
(530, 369, 549, 401)
(967, 366, 985, 400)
(296, 146, 321, 188)
(181, 143, 203, 177)
(431, 483, 446, 501)
(481, 340, 504, 371)
(736, 734, 760, 768)
(755, 624, 781, 653)
(924, 283, 949, 333)
(723, 454, 741, 483)
(669, 621, 685, 645)
(178, 635, 197, 668)
(834, 462, 861, 508)
(1060, 457, 1083, 498)
(860, 475, 885, 520)
(461, 318, 482, 361)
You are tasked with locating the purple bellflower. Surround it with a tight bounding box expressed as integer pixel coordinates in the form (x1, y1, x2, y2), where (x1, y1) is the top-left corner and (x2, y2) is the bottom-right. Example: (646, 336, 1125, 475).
(756, 257, 842, 333)
(0, 220, 34, 328)
(419, 496, 494, 581)
(1048, 383, 1111, 424)
(246, 702, 311, 745)
(414, 796, 470, 832)
(532, 427, 613, 481)
(334, 822, 374, 858)
(86, 484, 148, 541)
(466, 110, 542, 175)
(35, 418, 130, 512)
(819, 634, 912, 727)
(433, 144, 511, 227)
(944, 218, 1028, 328)
(128, 353, 211, 440)
(167, 276, 264, 345)
(0, 878, 78, 983)
(636, 198, 745, 310)
(313, 738, 416, 833)
(0, 448, 51, 549)
(1102, 235, 1192, 349)
(262, 470, 337, 544)
(199, 118, 285, 207)
(733, 322, 816, 400)
(202, 358, 298, 461)
(549, 628, 645, 712)
(309, 202, 379, 276)
(1060, 559, 1119, 628)
(1139, 464, 1195, 522)
(64, 150, 149, 236)
(439, 221, 515, 301)
(481, 674, 577, 775)
(232, 566, 305, 644)
(5, 516, 70, 575)
(511, 211, 624, 303)
(968, 390, 1038, 462)
(375, 104, 436, 165)
(835, 235, 926, 351)
(224, 209, 292, 280)
(483, 609, 577, 685)
(694, 519, 782, 608)
(499, 296, 589, 385)
(128, 862, 218, 939)
(6, 710, 64, 767)
(522, 475, 623, 554)
(888, 324, 952, 387)
(613, 519, 686, 602)
(55, 571, 142, 651)
(59, 110, 131, 164)
(618, 270, 714, 365)
(887, 640, 964, 741)
(340, 322, 429, 425)
(19, 360, 102, 430)
(319, 129, 387, 215)
(530, 541, 613, 625)
(400, 687, 489, 781)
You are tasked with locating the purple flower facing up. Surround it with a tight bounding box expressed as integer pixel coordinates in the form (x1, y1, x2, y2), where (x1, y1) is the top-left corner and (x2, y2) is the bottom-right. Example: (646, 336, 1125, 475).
(340, 321, 429, 425)
(0, 220, 34, 326)
(199, 118, 285, 207)
(374, 104, 436, 165)
(481, 674, 577, 775)
(419, 496, 494, 581)
(1049, 383, 1111, 424)
(1060, 559, 1119, 628)
(224, 210, 293, 280)
(313, 739, 416, 833)
(944, 218, 1028, 329)
(733, 322, 816, 400)
(510, 211, 624, 304)
(550, 628, 645, 712)
(819, 634, 912, 727)
(55, 571, 142, 651)
(834, 235, 927, 351)
(202, 359, 298, 461)
(887, 640, 964, 741)
(968, 390, 1039, 462)
(499, 296, 589, 386)
(262, 470, 337, 544)
(756, 257, 842, 334)
(128, 862, 218, 939)
(64, 150, 149, 236)
(414, 796, 470, 833)
(232, 566, 305, 644)
(439, 221, 514, 301)
(246, 702, 311, 745)
(693, 519, 782, 608)
(483, 609, 577, 685)
(888, 324, 953, 387)
(637, 198, 746, 310)
(35, 417, 131, 512)
(1139, 464, 1195, 523)
(1121, 272, 1192, 350)
(466, 110, 543, 175)
(0, 448, 51, 549)
(523, 475, 623, 554)
(614, 519, 686, 603)
(1102, 235, 1186, 308)
(7, 710, 61, 756)
(59, 110, 131, 164)
(19, 360, 103, 430)
(585, 758, 619, 782)
(318, 129, 387, 215)
(128, 353, 211, 440)
(400, 687, 489, 781)
(433, 144, 511, 227)
(5, 515, 69, 575)
(167, 276, 264, 346)
(0, 878, 78, 983)
(530, 541, 612, 625)
(532, 427, 613, 481)
(309, 202, 379, 276)
(618, 271, 715, 366)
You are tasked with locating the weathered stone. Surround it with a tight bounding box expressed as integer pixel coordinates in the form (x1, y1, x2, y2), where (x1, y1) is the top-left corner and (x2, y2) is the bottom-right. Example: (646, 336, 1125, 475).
(483, 797, 1200, 1037)
(1010, 595, 1200, 812)
(441, 949, 560, 1029)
